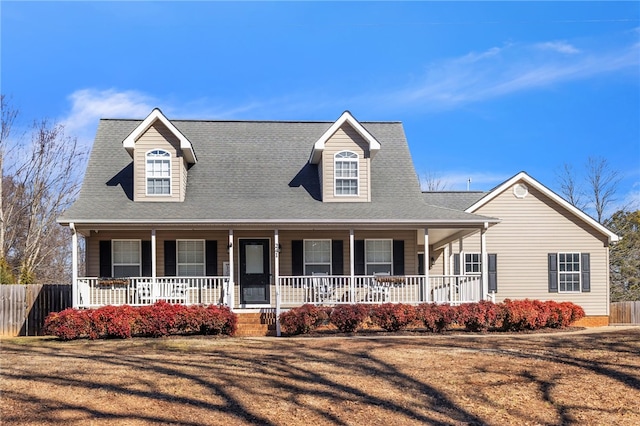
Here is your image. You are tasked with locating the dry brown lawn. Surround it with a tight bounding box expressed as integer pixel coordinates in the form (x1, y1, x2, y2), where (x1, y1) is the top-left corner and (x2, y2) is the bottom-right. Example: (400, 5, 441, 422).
(1, 327, 639, 425)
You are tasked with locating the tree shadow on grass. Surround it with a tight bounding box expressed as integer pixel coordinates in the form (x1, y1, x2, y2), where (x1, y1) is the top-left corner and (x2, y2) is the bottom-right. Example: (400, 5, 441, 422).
(1, 328, 639, 425)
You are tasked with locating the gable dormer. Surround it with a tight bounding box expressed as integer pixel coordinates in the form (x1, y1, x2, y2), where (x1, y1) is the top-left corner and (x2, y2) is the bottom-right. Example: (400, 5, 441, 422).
(122, 108, 197, 202)
(309, 111, 380, 202)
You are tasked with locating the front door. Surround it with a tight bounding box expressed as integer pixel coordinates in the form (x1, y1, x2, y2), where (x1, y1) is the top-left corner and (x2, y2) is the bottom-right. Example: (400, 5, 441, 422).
(239, 239, 270, 304)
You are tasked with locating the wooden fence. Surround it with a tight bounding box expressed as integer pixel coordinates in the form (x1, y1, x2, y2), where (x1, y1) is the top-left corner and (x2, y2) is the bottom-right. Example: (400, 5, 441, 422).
(609, 301, 640, 325)
(0, 284, 72, 337)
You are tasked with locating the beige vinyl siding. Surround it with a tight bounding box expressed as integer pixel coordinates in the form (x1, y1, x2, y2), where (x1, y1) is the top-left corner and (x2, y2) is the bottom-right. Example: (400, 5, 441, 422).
(457, 182, 610, 316)
(86, 230, 229, 277)
(133, 121, 186, 202)
(321, 124, 371, 202)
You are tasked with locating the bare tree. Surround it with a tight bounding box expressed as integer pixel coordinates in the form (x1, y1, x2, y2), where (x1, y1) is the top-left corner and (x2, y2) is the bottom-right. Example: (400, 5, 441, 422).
(587, 156, 621, 224)
(421, 171, 450, 191)
(556, 156, 621, 224)
(556, 163, 586, 211)
(1, 100, 86, 283)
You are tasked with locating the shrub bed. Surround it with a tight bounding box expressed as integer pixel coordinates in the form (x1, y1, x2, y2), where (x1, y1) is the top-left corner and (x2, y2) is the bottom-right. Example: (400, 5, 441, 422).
(44, 302, 238, 341)
(278, 300, 585, 336)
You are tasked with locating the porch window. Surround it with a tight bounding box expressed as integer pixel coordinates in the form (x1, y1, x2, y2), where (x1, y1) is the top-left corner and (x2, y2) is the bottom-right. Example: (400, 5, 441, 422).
(558, 252, 581, 292)
(146, 149, 171, 195)
(112, 240, 141, 277)
(334, 151, 358, 195)
(365, 239, 392, 275)
(304, 240, 331, 275)
(465, 253, 481, 273)
(177, 240, 205, 276)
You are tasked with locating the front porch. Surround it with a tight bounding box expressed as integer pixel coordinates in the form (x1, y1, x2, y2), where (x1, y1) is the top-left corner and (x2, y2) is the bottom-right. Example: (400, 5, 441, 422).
(75, 274, 486, 309)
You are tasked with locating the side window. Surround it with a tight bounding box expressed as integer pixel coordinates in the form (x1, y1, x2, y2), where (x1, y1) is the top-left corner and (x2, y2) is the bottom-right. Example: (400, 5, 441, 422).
(112, 240, 141, 277)
(304, 240, 331, 275)
(558, 252, 581, 292)
(464, 253, 481, 273)
(334, 151, 358, 196)
(146, 149, 171, 195)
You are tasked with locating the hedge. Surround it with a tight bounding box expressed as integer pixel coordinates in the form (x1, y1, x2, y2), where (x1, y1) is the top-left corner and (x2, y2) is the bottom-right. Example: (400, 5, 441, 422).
(44, 301, 237, 340)
(278, 300, 586, 336)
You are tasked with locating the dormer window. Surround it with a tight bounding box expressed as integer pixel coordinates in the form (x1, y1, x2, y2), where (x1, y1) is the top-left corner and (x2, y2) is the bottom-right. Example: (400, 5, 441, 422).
(146, 149, 171, 195)
(334, 151, 359, 196)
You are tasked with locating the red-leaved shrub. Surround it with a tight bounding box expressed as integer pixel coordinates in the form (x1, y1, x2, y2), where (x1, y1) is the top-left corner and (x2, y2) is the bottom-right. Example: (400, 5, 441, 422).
(279, 304, 331, 335)
(43, 308, 90, 341)
(44, 302, 238, 340)
(330, 304, 370, 333)
(415, 303, 456, 333)
(370, 303, 417, 331)
(456, 300, 502, 332)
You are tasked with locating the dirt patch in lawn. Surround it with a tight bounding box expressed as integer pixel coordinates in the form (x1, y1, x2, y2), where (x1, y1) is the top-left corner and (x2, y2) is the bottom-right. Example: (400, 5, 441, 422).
(2, 327, 639, 425)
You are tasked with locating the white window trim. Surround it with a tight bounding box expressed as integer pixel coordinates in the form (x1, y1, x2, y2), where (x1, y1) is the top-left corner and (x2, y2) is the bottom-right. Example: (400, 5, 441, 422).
(303, 239, 332, 276)
(145, 149, 172, 196)
(177, 239, 205, 277)
(334, 150, 359, 197)
(558, 252, 582, 293)
(365, 239, 393, 275)
(112, 239, 141, 277)
(464, 252, 482, 275)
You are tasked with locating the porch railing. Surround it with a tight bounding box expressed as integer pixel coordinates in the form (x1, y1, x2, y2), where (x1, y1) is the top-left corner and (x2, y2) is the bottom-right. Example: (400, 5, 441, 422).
(77, 277, 228, 308)
(75, 274, 482, 309)
(278, 274, 482, 307)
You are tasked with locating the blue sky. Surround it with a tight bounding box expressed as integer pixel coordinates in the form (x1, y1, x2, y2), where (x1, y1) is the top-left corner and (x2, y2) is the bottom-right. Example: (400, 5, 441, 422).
(2, 1, 639, 216)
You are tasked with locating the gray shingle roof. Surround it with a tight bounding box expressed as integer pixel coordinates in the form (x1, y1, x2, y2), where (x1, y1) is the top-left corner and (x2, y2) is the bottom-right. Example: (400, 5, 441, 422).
(422, 192, 488, 211)
(60, 118, 494, 226)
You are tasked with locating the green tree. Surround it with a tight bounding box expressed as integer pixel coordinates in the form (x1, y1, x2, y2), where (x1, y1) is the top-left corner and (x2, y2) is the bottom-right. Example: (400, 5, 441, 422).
(606, 209, 640, 302)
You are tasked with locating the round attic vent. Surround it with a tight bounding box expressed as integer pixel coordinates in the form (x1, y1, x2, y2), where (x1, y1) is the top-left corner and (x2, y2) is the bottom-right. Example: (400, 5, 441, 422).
(513, 183, 528, 199)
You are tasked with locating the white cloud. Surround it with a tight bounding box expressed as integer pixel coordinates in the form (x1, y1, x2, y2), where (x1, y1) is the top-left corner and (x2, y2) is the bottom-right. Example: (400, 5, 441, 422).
(534, 41, 580, 54)
(60, 89, 155, 143)
(383, 39, 639, 111)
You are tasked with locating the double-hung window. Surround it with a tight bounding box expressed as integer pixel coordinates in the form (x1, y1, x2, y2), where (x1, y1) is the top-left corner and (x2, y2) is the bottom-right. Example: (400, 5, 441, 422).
(334, 151, 358, 196)
(146, 149, 171, 195)
(464, 253, 481, 274)
(177, 240, 205, 276)
(112, 240, 141, 277)
(365, 239, 392, 275)
(558, 252, 581, 292)
(304, 240, 331, 275)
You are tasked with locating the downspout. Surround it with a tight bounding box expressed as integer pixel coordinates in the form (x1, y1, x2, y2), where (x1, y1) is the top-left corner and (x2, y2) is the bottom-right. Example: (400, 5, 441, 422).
(481, 222, 490, 302)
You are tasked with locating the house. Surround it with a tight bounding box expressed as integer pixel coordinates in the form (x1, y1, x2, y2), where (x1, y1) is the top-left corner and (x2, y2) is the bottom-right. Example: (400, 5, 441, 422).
(58, 108, 616, 334)
(423, 172, 619, 326)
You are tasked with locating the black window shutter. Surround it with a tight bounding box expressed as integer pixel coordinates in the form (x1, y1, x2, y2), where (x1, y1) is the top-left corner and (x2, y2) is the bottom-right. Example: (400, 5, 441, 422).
(355, 240, 365, 275)
(488, 253, 497, 293)
(99, 240, 112, 278)
(206, 240, 218, 276)
(292, 240, 303, 275)
(548, 253, 558, 293)
(332, 240, 343, 275)
(141, 241, 152, 277)
(453, 254, 460, 276)
(393, 240, 405, 275)
(418, 253, 425, 275)
(164, 240, 177, 276)
(581, 253, 590, 292)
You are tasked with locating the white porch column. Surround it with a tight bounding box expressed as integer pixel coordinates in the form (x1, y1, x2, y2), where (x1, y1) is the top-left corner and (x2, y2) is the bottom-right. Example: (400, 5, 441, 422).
(444, 243, 450, 276)
(481, 222, 488, 301)
(70, 223, 78, 308)
(349, 229, 355, 302)
(151, 229, 157, 279)
(274, 229, 281, 337)
(424, 228, 430, 302)
(228, 230, 235, 310)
